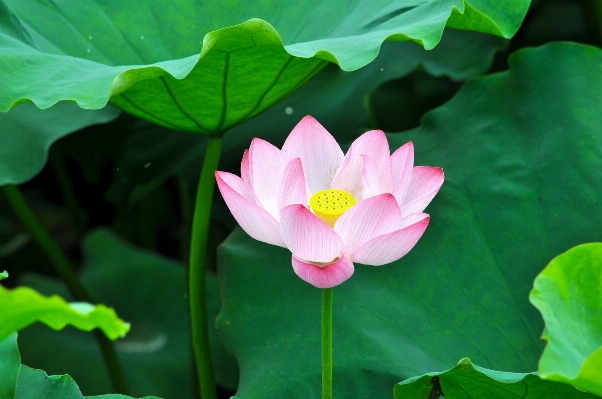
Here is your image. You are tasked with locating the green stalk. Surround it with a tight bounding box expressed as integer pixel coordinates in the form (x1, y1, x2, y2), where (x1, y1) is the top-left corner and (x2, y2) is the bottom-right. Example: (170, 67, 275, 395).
(2, 184, 129, 394)
(322, 287, 334, 399)
(189, 136, 222, 399)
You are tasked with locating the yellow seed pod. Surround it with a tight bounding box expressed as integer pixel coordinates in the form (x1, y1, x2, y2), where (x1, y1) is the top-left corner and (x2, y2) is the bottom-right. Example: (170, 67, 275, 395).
(309, 189, 356, 227)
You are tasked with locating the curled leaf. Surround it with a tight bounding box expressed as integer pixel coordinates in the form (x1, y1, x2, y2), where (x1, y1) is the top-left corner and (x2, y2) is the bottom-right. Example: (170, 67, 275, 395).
(530, 243, 602, 397)
(394, 358, 598, 398)
(0, 286, 130, 341)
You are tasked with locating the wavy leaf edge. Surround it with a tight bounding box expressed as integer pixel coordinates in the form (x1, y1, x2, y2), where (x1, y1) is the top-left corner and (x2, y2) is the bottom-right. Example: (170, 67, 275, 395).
(397, 357, 536, 386)
(529, 242, 602, 396)
(3, 0, 523, 112)
(16, 364, 162, 399)
(0, 285, 130, 341)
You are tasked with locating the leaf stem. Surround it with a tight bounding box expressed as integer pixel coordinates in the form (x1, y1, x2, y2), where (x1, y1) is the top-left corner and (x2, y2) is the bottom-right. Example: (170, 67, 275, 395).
(322, 287, 333, 399)
(189, 136, 222, 399)
(1, 183, 129, 395)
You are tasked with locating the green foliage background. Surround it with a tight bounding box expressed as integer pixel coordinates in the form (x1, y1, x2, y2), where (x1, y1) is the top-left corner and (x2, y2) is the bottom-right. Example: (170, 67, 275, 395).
(1, 0, 601, 398)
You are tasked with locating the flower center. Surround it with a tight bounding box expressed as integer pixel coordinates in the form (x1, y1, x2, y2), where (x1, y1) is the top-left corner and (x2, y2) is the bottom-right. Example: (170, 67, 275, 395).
(309, 189, 356, 227)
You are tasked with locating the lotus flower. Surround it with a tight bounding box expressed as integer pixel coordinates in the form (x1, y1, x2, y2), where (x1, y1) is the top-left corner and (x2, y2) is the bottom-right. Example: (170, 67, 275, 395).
(216, 116, 443, 288)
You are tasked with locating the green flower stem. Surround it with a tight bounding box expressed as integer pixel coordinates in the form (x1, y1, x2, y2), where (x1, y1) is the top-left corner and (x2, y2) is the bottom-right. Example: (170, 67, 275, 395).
(322, 287, 334, 399)
(1, 183, 129, 395)
(189, 136, 222, 399)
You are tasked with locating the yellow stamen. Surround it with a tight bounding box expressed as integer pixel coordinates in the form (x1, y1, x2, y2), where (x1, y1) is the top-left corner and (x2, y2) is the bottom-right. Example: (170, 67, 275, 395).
(309, 189, 356, 227)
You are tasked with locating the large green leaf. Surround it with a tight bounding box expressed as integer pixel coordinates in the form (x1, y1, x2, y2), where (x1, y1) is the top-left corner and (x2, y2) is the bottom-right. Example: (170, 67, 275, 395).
(393, 358, 598, 398)
(0, 102, 119, 185)
(0, 285, 129, 341)
(0, 334, 161, 399)
(0, 334, 19, 399)
(220, 27, 508, 162)
(216, 42, 602, 398)
(0, 0, 528, 133)
(446, 1, 529, 37)
(15, 365, 162, 399)
(18, 229, 238, 398)
(104, 28, 506, 207)
(530, 243, 602, 396)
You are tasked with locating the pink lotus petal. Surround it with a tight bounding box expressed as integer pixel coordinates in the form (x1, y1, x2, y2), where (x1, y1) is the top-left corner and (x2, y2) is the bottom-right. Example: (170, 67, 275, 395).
(240, 149, 252, 188)
(334, 194, 402, 256)
(391, 142, 414, 205)
(350, 215, 429, 265)
(400, 166, 444, 215)
(331, 145, 362, 199)
(352, 130, 393, 192)
(332, 130, 393, 196)
(280, 204, 343, 263)
(292, 254, 354, 288)
(361, 155, 381, 199)
(278, 158, 308, 209)
(281, 116, 344, 194)
(215, 171, 258, 204)
(216, 172, 286, 247)
(399, 212, 429, 229)
(249, 138, 287, 218)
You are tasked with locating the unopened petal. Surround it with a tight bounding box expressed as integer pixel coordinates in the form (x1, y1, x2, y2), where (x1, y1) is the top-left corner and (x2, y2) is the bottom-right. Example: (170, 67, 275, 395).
(281, 116, 344, 194)
(278, 158, 308, 209)
(280, 204, 343, 263)
(334, 194, 402, 256)
(249, 138, 287, 218)
(391, 142, 414, 204)
(350, 215, 429, 266)
(400, 166, 444, 214)
(292, 254, 354, 288)
(361, 155, 381, 199)
(216, 172, 285, 247)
